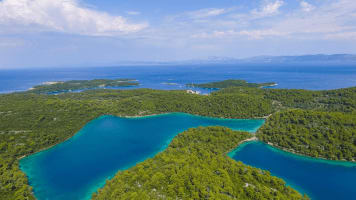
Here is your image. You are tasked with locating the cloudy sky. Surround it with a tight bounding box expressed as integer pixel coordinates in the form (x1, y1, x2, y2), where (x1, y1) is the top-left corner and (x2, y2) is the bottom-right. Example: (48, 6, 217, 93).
(1, 0, 356, 68)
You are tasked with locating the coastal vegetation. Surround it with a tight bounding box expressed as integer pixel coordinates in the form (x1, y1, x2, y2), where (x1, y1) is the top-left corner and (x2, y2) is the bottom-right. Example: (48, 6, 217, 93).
(59, 89, 274, 118)
(29, 79, 138, 94)
(0, 79, 355, 199)
(216, 86, 356, 113)
(93, 127, 307, 200)
(187, 79, 276, 89)
(258, 110, 356, 161)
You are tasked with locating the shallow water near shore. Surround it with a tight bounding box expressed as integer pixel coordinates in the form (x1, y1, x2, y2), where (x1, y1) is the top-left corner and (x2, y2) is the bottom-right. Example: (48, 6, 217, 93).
(20, 113, 264, 200)
(230, 141, 356, 200)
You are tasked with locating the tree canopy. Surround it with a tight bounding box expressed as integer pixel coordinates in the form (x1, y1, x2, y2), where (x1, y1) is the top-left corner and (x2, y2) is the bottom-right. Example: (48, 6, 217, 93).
(258, 110, 356, 161)
(93, 127, 308, 200)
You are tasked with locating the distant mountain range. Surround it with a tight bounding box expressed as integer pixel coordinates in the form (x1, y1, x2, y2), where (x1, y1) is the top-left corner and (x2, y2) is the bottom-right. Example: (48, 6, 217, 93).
(108, 54, 356, 66)
(184, 54, 356, 65)
(240, 54, 356, 64)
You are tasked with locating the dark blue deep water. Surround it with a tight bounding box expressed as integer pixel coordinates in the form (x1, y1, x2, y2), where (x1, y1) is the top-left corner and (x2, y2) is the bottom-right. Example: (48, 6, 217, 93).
(20, 113, 264, 200)
(1, 64, 356, 94)
(229, 141, 356, 200)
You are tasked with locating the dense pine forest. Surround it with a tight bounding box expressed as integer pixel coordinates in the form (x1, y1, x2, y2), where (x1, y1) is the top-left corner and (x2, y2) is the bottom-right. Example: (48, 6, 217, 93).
(258, 110, 356, 161)
(93, 127, 308, 200)
(0, 80, 355, 199)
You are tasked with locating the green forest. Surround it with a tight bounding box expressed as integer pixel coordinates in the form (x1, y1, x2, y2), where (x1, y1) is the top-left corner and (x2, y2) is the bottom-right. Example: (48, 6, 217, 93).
(93, 127, 308, 200)
(258, 110, 356, 161)
(0, 79, 355, 199)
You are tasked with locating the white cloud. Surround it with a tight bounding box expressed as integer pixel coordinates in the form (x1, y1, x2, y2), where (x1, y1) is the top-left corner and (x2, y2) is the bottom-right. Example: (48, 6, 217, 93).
(126, 11, 141, 16)
(161, 0, 356, 44)
(0, 38, 25, 47)
(192, 29, 287, 40)
(325, 32, 356, 39)
(272, 0, 356, 36)
(252, 0, 284, 17)
(237, 29, 287, 39)
(0, 0, 148, 36)
(187, 8, 227, 19)
(300, 1, 315, 12)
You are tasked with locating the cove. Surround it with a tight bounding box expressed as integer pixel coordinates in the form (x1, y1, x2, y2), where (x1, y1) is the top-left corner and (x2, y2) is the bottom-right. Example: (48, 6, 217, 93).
(229, 141, 356, 200)
(20, 113, 264, 200)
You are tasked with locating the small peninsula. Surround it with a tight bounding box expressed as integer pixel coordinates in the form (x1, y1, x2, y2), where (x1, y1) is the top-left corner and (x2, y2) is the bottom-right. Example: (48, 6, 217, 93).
(28, 79, 139, 94)
(93, 127, 307, 200)
(186, 79, 277, 89)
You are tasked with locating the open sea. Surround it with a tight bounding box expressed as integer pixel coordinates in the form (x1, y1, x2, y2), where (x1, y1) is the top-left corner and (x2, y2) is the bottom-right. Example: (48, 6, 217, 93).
(1, 64, 356, 94)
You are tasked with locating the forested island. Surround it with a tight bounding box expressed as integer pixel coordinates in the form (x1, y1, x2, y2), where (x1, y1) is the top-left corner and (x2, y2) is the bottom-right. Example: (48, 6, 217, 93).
(28, 79, 138, 94)
(0, 79, 355, 199)
(186, 79, 277, 89)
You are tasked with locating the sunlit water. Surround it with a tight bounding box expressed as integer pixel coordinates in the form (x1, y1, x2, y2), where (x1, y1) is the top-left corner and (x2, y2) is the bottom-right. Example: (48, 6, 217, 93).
(1, 64, 356, 94)
(229, 141, 356, 200)
(20, 113, 264, 200)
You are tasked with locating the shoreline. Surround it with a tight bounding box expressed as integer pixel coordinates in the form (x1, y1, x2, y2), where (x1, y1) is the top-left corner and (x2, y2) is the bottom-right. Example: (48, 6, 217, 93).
(263, 141, 356, 164)
(17, 130, 83, 160)
(229, 137, 356, 164)
(17, 116, 102, 161)
(18, 112, 265, 161)
(255, 114, 272, 119)
(118, 112, 269, 120)
(260, 83, 278, 89)
(238, 136, 258, 145)
(226, 136, 258, 155)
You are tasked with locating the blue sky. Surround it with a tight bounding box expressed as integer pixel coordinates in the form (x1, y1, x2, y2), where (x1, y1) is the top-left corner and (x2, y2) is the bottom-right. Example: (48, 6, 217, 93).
(0, 0, 356, 68)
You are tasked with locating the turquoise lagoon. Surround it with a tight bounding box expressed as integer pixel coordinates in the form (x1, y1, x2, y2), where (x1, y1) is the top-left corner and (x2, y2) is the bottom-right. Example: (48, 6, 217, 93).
(20, 113, 264, 200)
(229, 141, 356, 200)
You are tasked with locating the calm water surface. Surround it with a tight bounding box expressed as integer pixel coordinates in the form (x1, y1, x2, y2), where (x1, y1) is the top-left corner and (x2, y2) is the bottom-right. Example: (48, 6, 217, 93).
(20, 113, 264, 200)
(230, 141, 356, 200)
(1, 64, 356, 94)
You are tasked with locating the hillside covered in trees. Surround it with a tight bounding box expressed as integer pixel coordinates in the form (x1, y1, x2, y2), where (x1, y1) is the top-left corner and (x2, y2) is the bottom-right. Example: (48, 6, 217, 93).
(0, 80, 355, 199)
(93, 127, 308, 200)
(258, 110, 356, 161)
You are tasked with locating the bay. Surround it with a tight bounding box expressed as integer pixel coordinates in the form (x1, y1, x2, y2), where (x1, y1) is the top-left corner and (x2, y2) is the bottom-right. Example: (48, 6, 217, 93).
(229, 141, 356, 200)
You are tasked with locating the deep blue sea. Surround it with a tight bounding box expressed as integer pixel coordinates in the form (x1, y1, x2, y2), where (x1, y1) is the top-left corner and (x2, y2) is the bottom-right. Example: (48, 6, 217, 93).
(1, 64, 356, 94)
(229, 141, 356, 200)
(20, 113, 264, 200)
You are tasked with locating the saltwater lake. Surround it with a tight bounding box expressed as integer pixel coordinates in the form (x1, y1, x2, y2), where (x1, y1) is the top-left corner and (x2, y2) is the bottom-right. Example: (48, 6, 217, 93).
(229, 141, 356, 200)
(20, 113, 264, 200)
